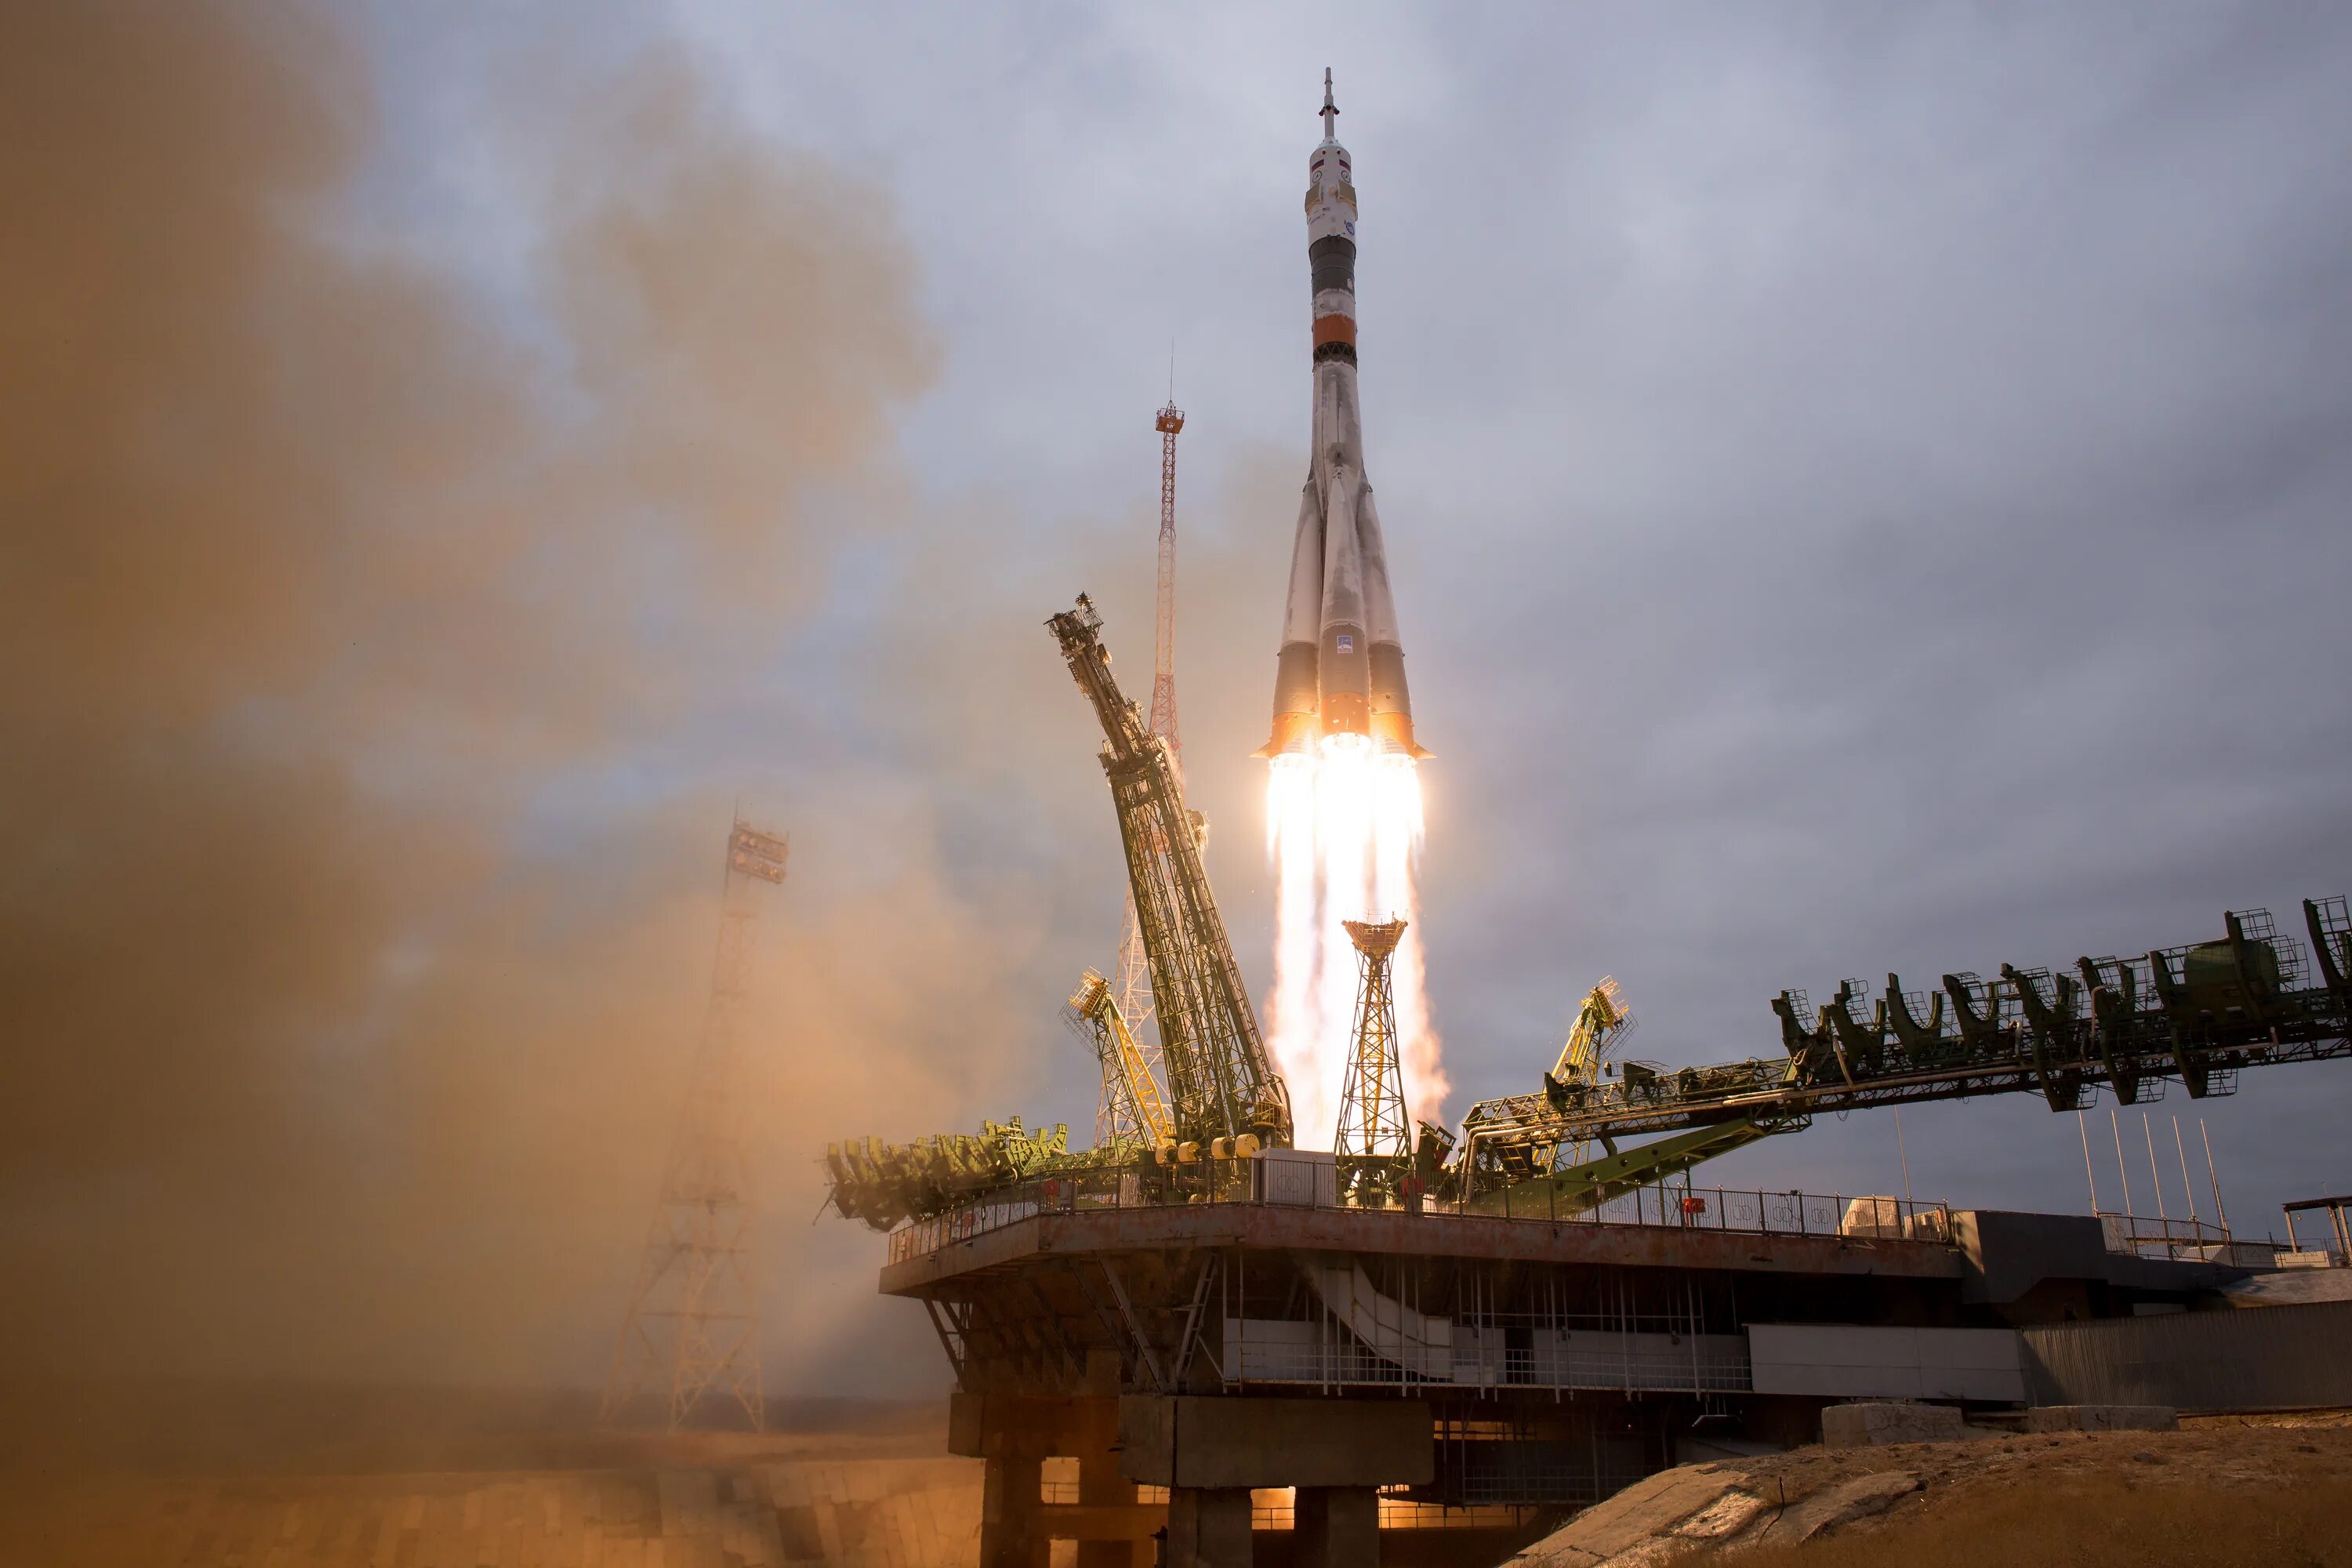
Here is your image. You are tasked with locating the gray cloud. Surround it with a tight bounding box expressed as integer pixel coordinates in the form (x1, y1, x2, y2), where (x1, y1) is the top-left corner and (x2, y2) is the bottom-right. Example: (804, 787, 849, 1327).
(7, 1, 2349, 1410)
(690, 2, 2352, 1260)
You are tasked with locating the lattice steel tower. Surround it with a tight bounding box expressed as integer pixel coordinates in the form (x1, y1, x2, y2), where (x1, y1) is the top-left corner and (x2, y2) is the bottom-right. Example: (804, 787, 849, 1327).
(1334, 917, 1411, 1160)
(1051, 597, 1291, 1148)
(601, 818, 788, 1431)
(1100, 399, 1185, 1144)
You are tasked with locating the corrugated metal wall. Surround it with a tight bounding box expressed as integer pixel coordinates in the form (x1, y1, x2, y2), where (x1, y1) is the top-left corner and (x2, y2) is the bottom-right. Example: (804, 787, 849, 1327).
(2021, 1301, 2352, 1411)
(1748, 1324, 2024, 1402)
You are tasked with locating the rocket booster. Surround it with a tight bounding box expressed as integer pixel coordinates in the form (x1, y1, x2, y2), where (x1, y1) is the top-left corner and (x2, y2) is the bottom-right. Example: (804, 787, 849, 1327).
(1258, 70, 1427, 760)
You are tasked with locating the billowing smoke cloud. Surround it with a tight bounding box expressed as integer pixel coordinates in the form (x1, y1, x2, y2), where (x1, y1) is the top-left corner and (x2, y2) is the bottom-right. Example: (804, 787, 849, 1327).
(0, 0, 1033, 1394)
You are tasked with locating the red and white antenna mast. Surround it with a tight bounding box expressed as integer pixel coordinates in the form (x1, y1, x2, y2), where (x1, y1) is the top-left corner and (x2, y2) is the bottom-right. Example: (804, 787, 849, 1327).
(1101, 394, 1185, 1144)
(1149, 397, 1184, 750)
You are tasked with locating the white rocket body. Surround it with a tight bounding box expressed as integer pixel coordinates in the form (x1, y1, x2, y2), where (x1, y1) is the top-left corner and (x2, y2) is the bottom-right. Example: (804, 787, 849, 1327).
(1261, 73, 1425, 760)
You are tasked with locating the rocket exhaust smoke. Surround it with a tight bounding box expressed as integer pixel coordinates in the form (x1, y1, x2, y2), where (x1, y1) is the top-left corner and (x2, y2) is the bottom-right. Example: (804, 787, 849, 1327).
(1262, 75, 1449, 1146)
(0, 0, 1007, 1402)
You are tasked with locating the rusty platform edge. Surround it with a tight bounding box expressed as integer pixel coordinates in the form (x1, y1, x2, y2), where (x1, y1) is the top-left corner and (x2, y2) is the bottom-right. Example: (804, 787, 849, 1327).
(877, 1204, 1962, 1295)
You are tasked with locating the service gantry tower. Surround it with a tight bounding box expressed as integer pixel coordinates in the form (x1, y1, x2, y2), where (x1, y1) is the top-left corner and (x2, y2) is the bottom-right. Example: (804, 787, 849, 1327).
(1100, 399, 1186, 1145)
(1052, 597, 1290, 1149)
(600, 818, 788, 1431)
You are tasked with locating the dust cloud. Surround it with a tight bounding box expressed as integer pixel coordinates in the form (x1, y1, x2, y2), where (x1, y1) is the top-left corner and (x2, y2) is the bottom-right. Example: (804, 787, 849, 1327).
(0, 0, 1022, 1415)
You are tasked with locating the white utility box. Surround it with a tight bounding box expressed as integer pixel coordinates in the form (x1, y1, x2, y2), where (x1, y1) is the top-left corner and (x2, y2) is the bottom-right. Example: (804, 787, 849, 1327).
(1254, 1148, 1337, 1207)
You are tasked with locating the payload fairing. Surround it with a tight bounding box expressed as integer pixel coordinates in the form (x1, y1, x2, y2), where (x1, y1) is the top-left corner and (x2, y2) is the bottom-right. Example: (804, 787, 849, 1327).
(1259, 71, 1427, 760)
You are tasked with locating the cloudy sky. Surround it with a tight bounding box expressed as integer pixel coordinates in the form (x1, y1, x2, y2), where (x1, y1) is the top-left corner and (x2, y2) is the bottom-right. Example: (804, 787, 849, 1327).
(5, 2, 2350, 1401)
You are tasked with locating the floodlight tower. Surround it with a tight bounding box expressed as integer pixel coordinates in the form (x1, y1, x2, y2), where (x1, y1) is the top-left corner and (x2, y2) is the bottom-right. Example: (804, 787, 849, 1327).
(1100, 398, 1186, 1143)
(600, 818, 788, 1431)
(1335, 917, 1412, 1171)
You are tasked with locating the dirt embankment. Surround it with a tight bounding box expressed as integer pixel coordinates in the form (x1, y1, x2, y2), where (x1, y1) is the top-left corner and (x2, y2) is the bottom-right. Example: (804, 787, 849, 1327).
(1513, 1414, 2352, 1568)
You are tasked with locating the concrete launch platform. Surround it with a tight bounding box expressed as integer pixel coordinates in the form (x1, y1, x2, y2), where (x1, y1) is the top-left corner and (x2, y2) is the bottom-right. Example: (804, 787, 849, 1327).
(879, 1167, 2263, 1566)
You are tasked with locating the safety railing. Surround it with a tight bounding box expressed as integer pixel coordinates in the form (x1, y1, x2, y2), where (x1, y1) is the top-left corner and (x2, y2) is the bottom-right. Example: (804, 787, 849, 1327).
(2097, 1211, 2279, 1264)
(885, 1160, 1952, 1265)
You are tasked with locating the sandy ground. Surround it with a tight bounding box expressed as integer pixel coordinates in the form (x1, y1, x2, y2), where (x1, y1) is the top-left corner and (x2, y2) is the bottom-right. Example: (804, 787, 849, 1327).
(1515, 1411, 2352, 1567)
(0, 1382, 979, 1568)
(1724, 1407, 2352, 1505)
(10, 1384, 2347, 1568)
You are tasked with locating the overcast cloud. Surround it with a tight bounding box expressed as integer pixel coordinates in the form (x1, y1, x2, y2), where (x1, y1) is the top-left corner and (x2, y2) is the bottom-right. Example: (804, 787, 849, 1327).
(8, 2, 2350, 1400)
(670, 1, 2352, 1269)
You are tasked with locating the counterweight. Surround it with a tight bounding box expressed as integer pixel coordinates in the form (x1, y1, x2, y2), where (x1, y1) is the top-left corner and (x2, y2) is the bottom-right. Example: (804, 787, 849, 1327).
(1050, 596, 1291, 1148)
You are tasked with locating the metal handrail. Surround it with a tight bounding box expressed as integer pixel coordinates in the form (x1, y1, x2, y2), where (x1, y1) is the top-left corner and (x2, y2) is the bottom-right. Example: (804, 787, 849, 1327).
(886, 1162, 1953, 1265)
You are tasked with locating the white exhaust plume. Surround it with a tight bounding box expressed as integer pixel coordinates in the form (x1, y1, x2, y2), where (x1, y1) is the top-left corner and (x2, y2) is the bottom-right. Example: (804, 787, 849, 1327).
(1266, 739, 1446, 1149)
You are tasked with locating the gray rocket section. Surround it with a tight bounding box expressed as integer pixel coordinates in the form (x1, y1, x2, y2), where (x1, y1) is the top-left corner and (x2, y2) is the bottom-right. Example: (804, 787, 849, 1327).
(1260, 71, 1426, 760)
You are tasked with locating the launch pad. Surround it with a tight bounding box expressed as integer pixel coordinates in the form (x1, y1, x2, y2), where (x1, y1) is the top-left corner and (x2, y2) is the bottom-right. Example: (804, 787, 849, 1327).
(823, 579, 2351, 1565)
(889, 1164, 2281, 1566)
(812, 586, 2352, 1566)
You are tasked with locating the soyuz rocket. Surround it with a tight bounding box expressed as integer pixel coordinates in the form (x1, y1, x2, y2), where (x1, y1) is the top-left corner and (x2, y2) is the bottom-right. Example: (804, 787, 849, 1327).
(1258, 71, 1428, 760)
